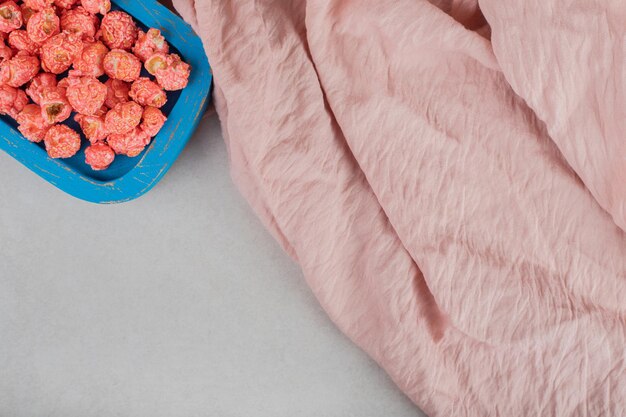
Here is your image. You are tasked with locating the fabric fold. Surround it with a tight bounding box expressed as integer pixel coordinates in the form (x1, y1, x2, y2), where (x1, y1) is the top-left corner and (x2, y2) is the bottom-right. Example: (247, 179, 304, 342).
(478, 0, 626, 231)
(173, 0, 626, 415)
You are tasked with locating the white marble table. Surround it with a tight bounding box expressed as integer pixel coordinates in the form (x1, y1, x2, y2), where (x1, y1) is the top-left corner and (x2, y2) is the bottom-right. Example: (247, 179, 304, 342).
(0, 114, 425, 417)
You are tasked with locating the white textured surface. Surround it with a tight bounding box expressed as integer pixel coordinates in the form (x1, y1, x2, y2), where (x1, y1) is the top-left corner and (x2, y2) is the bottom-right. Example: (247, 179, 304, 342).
(0, 115, 424, 417)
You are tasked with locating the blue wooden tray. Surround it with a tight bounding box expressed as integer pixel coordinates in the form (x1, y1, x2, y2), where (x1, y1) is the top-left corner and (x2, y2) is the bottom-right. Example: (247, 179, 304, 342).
(0, 0, 212, 204)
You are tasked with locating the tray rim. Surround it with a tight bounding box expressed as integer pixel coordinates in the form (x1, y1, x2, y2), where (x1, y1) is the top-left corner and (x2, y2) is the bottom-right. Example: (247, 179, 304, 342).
(0, 0, 212, 204)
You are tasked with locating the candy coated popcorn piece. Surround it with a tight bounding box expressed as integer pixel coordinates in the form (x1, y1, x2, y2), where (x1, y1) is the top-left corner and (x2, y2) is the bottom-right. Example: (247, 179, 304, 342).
(44, 124, 81, 158)
(75, 106, 107, 143)
(129, 77, 167, 108)
(20, 5, 36, 24)
(14, 88, 28, 114)
(0, 84, 28, 118)
(40, 85, 72, 124)
(56, 76, 69, 89)
(70, 41, 108, 77)
(53, 0, 78, 9)
(107, 127, 150, 157)
(26, 72, 57, 104)
(144, 52, 166, 76)
(80, 0, 110, 15)
(0, 39, 13, 61)
(104, 78, 130, 108)
(104, 101, 142, 134)
(26, 7, 59, 43)
(40, 32, 82, 73)
(85, 142, 114, 170)
(132, 28, 169, 62)
(0, 83, 15, 113)
(100, 11, 137, 51)
(0, 1, 23, 33)
(22, 0, 54, 12)
(64, 76, 107, 115)
(155, 54, 190, 91)
(140, 106, 166, 137)
(17, 104, 51, 142)
(60, 6, 98, 40)
(10, 88, 28, 118)
(0, 53, 40, 87)
(8, 30, 39, 54)
(103, 49, 141, 82)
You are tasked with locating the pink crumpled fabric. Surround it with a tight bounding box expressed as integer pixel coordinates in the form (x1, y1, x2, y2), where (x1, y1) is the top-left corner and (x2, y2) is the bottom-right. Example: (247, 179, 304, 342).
(173, 0, 626, 415)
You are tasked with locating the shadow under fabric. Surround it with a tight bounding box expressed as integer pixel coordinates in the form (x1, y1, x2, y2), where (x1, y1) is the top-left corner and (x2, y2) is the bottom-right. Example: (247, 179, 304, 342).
(171, 0, 626, 415)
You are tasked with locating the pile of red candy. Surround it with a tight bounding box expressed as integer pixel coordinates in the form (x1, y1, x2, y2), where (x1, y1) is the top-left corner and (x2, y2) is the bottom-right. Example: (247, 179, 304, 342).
(0, 0, 190, 171)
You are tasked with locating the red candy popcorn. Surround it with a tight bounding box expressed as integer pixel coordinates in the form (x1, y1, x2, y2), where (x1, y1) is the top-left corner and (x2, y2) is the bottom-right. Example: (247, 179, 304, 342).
(129, 77, 167, 108)
(133, 29, 169, 62)
(0, 5, 192, 172)
(40, 31, 82, 73)
(20, 4, 36, 24)
(105, 100, 142, 134)
(22, 0, 54, 12)
(8, 30, 39, 54)
(107, 126, 150, 157)
(44, 124, 81, 158)
(103, 49, 141, 82)
(16, 104, 50, 142)
(64, 76, 107, 115)
(0, 39, 13, 61)
(56, 76, 68, 89)
(154, 54, 190, 91)
(104, 78, 130, 108)
(80, 0, 110, 15)
(0, 53, 40, 87)
(40, 86, 72, 124)
(60, 6, 98, 40)
(75, 106, 107, 143)
(0, 84, 28, 118)
(26, 72, 56, 104)
(0, 1, 22, 33)
(140, 106, 166, 137)
(71, 41, 108, 77)
(84, 142, 114, 170)
(100, 11, 137, 51)
(0, 84, 15, 113)
(14, 87, 28, 114)
(26, 7, 59, 43)
(144, 52, 166, 76)
(53, 0, 78, 9)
